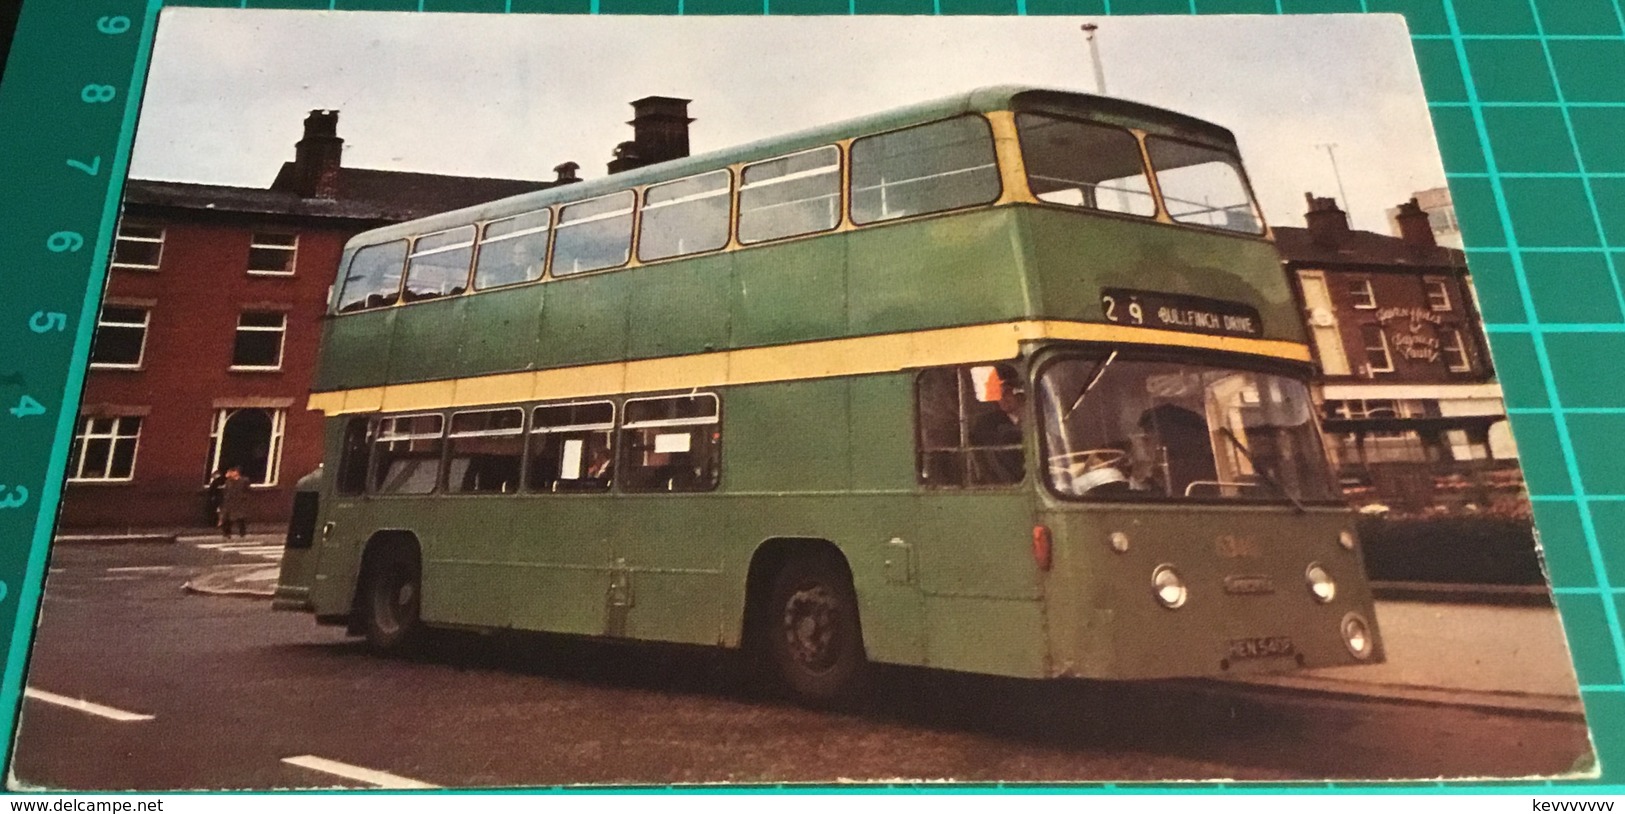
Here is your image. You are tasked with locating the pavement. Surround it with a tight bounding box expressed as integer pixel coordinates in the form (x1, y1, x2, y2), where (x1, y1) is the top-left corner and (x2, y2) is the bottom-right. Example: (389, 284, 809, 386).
(54, 527, 1590, 720)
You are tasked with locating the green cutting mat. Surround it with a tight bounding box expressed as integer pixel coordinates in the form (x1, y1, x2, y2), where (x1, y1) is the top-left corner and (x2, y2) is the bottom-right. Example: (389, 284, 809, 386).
(0, 0, 1620, 792)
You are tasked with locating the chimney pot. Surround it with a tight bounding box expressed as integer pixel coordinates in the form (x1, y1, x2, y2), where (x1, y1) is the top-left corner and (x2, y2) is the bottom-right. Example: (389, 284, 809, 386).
(1395, 197, 1438, 249)
(553, 161, 581, 184)
(607, 96, 693, 175)
(292, 108, 344, 199)
(1303, 191, 1350, 246)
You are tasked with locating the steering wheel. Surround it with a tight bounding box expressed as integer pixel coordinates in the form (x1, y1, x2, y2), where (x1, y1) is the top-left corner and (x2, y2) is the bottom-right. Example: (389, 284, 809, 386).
(1047, 449, 1128, 478)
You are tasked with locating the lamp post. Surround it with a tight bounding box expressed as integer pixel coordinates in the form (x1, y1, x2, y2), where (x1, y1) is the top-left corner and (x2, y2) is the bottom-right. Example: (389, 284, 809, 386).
(1082, 23, 1107, 95)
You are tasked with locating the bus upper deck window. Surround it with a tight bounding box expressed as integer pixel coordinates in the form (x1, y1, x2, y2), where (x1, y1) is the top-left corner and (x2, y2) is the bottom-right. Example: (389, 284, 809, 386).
(850, 116, 1000, 225)
(475, 210, 550, 290)
(1015, 114, 1155, 218)
(446, 408, 524, 494)
(335, 240, 409, 313)
(1145, 137, 1263, 234)
(738, 146, 840, 244)
(640, 171, 731, 262)
(404, 226, 477, 303)
(553, 192, 635, 277)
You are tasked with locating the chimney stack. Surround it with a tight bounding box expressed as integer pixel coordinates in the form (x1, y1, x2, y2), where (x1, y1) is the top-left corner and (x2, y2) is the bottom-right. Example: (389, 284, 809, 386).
(553, 161, 581, 185)
(607, 96, 693, 175)
(1394, 197, 1437, 249)
(291, 109, 344, 199)
(1303, 192, 1350, 246)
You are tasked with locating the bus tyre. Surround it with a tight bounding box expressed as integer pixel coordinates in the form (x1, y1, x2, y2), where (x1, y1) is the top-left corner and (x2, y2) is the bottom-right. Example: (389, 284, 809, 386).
(765, 555, 867, 705)
(359, 548, 425, 654)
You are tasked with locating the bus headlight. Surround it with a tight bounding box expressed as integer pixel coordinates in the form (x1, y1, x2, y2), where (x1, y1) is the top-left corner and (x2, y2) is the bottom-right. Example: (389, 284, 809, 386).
(1341, 612, 1375, 659)
(1305, 563, 1336, 603)
(1152, 565, 1187, 609)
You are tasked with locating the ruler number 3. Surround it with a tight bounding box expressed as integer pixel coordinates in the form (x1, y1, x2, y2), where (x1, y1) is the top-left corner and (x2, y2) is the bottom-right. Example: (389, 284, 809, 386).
(0, 486, 28, 509)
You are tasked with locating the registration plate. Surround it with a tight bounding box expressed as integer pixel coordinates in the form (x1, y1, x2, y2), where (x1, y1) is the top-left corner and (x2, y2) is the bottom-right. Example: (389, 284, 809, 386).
(1227, 636, 1296, 660)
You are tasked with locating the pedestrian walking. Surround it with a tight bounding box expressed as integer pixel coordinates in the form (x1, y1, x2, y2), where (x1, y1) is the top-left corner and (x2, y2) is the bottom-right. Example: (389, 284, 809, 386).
(204, 470, 225, 528)
(218, 467, 250, 538)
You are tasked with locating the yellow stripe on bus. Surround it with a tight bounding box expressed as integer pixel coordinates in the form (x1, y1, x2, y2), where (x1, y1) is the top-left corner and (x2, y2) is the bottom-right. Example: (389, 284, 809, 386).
(306, 320, 1312, 415)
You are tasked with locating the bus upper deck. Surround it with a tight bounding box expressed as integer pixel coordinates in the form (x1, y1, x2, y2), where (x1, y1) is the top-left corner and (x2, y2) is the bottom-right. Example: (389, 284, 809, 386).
(308, 86, 1305, 411)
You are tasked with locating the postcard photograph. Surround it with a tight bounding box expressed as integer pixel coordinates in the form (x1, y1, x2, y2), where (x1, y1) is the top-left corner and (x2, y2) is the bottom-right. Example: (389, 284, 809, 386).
(9, 9, 1599, 789)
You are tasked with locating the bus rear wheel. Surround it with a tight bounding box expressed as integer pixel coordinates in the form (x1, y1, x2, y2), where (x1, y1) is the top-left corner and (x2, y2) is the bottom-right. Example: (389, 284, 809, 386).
(763, 554, 866, 705)
(359, 547, 425, 654)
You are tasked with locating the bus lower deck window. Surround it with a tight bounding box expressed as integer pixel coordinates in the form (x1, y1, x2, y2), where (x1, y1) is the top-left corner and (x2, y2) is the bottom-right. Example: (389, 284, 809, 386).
(372, 414, 444, 495)
(446, 408, 524, 494)
(620, 394, 721, 493)
(916, 365, 1025, 488)
(529, 401, 615, 493)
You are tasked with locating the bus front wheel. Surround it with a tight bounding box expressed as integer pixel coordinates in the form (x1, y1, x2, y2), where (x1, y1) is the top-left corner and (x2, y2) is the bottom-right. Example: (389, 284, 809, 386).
(764, 554, 867, 704)
(359, 547, 425, 654)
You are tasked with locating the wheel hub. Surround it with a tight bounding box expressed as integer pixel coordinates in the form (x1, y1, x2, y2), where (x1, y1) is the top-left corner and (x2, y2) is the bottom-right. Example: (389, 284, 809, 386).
(782, 585, 840, 672)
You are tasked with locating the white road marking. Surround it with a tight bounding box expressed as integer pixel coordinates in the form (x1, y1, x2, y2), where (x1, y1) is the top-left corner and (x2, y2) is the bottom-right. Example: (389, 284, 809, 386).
(106, 566, 172, 573)
(281, 755, 439, 789)
(25, 688, 154, 722)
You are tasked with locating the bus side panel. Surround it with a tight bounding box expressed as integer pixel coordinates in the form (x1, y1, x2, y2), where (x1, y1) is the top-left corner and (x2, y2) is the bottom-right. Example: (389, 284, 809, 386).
(460, 284, 544, 378)
(414, 498, 514, 630)
(846, 209, 1028, 337)
(628, 254, 731, 359)
(845, 374, 926, 666)
(612, 496, 726, 645)
(388, 297, 467, 385)
(1018, 209, 1307, 346)
(507, 496, 616, 637)
(538, 273, 633, 368)
(309, 496, 373, 619)
(921, 596, 1048, 679)
(314, 309, 394, 392)
(728, 240, 848, 349)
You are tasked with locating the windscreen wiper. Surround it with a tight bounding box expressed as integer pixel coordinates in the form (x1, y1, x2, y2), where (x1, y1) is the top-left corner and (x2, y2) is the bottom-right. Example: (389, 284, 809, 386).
(1218, 425, 1305, 514)
(1065, 350, 1118, 420)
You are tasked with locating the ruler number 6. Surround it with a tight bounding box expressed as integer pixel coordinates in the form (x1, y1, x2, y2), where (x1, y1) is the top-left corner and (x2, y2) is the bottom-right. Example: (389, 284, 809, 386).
(97, 16, 130, 34)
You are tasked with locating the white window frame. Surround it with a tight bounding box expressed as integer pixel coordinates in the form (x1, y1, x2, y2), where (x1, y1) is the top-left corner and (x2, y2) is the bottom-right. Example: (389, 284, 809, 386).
(1424, 278, 1452, 312)
(206, 407, 287, 488)
(230, 311, 287, 372)
(1363, 326, 1395, 374)
(67, 415, 142, 482)
(1349, 278, 1377, 310)
(111, 223, 164, 272)
(89, 305, 149, 370)
(247, 232, 299, 276)
(1442, 327, 1472, 372)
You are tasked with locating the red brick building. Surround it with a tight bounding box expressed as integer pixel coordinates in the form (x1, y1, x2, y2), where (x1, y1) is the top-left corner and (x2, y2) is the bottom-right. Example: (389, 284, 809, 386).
(1279, 194, 1523, 518)
(60, 111, 566, 529)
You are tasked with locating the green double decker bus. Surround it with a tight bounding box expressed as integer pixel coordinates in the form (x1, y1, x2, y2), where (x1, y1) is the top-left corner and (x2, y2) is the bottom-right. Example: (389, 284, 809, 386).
(275, 86, 1382, 702)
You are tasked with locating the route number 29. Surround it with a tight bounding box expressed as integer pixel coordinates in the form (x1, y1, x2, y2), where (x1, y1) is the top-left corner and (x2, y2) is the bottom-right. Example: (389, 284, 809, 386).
(1101, 294, 1145, 326)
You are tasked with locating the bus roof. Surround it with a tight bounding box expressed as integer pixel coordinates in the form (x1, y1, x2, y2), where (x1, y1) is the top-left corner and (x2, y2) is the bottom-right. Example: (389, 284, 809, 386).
(343, 86, 1241, 247)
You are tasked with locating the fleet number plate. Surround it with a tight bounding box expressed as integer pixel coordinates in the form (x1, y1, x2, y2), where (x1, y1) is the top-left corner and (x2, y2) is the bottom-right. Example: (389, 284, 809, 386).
(1228, 636, 1296, 660)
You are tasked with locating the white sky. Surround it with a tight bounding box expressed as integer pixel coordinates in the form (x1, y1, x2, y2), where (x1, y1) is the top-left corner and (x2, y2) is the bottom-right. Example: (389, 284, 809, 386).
(132, 10, 1446, 233)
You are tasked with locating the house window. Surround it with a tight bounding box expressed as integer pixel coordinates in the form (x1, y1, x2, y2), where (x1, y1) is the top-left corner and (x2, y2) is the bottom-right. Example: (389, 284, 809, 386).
(89, 306, 148, 369)
(111, 224, 163, 271)
(1361, 325, 1395, 374)
(1441, 327, 1472, 372)
(248, 233, 298, 276)
(67, 415, 142, 482)
(231, 312, 286, 370)
(206, 407, 286, 487)
(1349, 279, 1376, 309)
(1424, 278, 1452, 311)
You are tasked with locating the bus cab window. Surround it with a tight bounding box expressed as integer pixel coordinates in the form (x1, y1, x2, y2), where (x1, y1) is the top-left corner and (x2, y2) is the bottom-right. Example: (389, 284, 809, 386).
(1015, 114, 1156, 218)
(404, 226, 477, 303)
(620, 394, 720, 493)
(1037, 356, 1335, 502)
(529, 401, 615, 493)
(475, 210, 550, 290)
(850, 116, 1000, 225)
(371, 414, 444, 495)
(916, 365, 1025, 488)
(335, 240, 408, 312)
(738, 146, 840, 244)
(552, 192, 634, 276)
(335, 417, 371, 496)
(446, 408, 524, 494)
